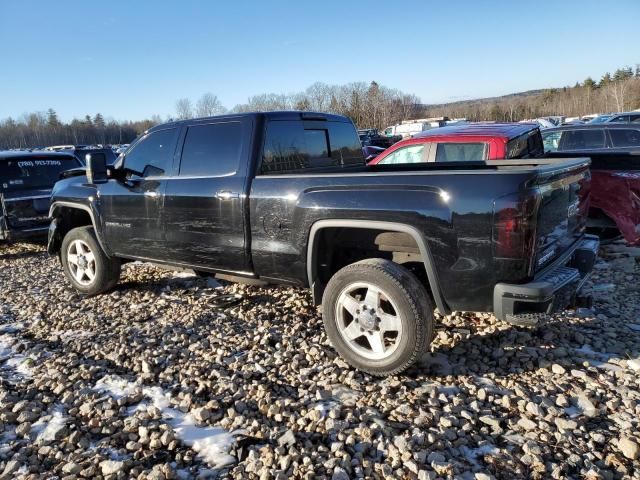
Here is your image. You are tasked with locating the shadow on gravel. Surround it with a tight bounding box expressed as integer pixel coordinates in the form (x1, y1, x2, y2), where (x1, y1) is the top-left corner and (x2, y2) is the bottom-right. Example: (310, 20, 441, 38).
(413, 314, 631, 379)
(0, 248, 46, 261)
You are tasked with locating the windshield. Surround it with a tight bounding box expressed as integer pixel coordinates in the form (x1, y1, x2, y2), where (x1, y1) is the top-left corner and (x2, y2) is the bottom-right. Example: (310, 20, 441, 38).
(588, 115, 613, 124)
(0, 157, 79, 192)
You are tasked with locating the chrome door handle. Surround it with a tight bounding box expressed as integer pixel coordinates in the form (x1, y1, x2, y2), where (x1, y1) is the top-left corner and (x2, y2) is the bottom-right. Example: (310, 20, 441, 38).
(216, 191, 240, 200)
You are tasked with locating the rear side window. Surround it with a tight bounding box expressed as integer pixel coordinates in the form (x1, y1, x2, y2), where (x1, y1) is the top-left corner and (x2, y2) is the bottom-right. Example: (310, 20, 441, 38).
(435, 143, 486, 162)
(610, 129, 640, 148)
(0, 156, 80, 191)
(180, 122, 243, 176)
(261, 121, 364, 174)
(124, 128, 178, 177)
(561, 129, 606, 150)
(379, 144, 426, 164)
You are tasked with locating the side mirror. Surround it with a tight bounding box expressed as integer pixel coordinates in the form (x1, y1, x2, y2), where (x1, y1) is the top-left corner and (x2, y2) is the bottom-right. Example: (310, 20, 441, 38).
(86, 153, 108, 184)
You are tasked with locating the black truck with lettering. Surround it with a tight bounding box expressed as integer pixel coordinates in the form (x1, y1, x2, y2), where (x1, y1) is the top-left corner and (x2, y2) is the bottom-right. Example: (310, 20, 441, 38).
(0, 151, 81, 242)
(48, 111, 599, 376)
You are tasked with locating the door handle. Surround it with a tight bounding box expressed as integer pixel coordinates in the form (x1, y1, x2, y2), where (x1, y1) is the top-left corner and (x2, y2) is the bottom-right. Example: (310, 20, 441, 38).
(216, 191, 240, 200)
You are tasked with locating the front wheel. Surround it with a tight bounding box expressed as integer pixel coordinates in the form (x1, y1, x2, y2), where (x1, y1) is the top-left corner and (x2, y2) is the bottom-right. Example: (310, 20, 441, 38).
(322, 258, 434, 376)
(61, 226, 121, 295)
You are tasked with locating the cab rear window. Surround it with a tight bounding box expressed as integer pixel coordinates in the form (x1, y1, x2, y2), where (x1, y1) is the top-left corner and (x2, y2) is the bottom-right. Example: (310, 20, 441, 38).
(261, 121, 364, 174)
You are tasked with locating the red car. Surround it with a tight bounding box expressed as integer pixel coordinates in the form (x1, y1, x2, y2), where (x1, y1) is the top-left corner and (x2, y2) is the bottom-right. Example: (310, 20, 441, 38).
(368, 123, 544, 165)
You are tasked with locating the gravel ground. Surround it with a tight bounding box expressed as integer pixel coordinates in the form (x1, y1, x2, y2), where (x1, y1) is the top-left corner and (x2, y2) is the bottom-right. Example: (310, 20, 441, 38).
(0, 241, 639, 480)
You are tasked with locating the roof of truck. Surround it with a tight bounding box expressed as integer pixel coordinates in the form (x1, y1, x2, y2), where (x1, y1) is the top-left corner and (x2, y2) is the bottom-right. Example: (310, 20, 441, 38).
(0, 150, 78, 161)
(147, 111, 352, 133)
(413, 122, 539, 141)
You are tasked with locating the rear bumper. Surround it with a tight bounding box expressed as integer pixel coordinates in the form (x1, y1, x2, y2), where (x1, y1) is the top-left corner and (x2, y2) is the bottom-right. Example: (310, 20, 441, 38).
(493, 235, 599, 324)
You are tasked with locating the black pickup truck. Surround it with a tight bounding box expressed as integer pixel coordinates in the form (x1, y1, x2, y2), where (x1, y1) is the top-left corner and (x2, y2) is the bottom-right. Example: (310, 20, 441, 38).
(0, 151, 82, 242)
(48, 111, 599, 376)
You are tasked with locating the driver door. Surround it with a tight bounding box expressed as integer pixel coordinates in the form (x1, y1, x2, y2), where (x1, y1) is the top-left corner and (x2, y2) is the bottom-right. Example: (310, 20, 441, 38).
(99, 127, 180, 258)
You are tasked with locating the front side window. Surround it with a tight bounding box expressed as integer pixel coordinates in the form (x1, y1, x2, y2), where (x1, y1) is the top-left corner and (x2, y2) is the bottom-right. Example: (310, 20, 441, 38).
(180, 122, 243, 177)
(610, 129, 640, 148)
(561, 129, 606, 150)
(379, 144, 426, 164)
(611, 115, 629, 123)
(124, 128, 178, 177)
(435, 143, 487, 162)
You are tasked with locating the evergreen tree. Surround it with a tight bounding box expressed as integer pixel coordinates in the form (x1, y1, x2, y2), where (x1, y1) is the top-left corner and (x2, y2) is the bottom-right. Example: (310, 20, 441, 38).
(47, 108, 59, 127)
(600, 72, 612, 87)
(93, 113, 105, 128)
(583, 77, 596, 89)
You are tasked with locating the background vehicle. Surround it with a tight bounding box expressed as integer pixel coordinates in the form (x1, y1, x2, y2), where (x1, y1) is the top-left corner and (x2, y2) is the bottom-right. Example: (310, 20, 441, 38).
(542, 123, 640, 152)
(48, 111, 597, 376)
(358, 128, 400, 148)
(383, 117, 449, 139)
(369, 123, 544, 165)
(588, 112, 640, 124)
(545, 146, 640, 245)
(1, 151, 81, 242)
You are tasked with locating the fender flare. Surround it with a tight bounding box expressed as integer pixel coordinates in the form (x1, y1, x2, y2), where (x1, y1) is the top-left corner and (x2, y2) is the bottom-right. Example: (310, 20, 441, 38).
(48, 201, 110, 256)
(306, 219, 450, 315)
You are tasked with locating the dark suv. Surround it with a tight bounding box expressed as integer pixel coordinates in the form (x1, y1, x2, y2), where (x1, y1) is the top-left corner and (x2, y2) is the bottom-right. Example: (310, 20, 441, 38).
(1, 151, 81, 242)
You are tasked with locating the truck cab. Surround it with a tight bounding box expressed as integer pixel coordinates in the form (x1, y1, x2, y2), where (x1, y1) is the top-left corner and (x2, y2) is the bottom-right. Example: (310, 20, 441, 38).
(370, 123, 544, 164)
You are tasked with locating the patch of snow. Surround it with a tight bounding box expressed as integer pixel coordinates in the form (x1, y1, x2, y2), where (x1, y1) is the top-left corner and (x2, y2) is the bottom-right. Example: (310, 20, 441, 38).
(461, 443, 500, 469)
(32, 405, 68, 444)
(94, 375, 235, 469)
(564, 406, 581, 418)
(173, 271, 196, 279)
(52, 329, 94, 343)
(94, 374, 142, 400)
(314, 401, 338, 418)
(0, 333, 33, 378)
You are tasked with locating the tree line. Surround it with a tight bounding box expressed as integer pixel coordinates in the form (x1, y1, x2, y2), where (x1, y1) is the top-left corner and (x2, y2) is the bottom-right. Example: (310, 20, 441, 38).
(0, 110, 161, 150)
(2, 64, 638, 150)
(422, 66, 640, 121)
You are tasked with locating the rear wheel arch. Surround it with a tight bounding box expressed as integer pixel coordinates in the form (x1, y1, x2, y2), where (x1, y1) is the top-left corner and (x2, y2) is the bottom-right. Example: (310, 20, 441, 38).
(306, 219, 450, 315)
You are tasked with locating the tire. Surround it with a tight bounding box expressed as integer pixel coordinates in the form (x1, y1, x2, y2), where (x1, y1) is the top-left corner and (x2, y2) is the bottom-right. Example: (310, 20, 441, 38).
(322, 258, 434, 376)
(61, 226, 121, 295)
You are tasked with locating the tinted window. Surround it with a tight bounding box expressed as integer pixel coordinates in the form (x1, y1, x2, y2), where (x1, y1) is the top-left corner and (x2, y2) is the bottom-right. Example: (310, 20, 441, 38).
(124, 128, 178, 177)
(561, 129, 606, 150)
(435, 143, 486, 162)
(0, 156, 80, 191)
(180, 122, 243, 176)
(261, 121, 363, 174)
(631, 114, 640, 123)
(611, 115, 630, 123)
(610, 129, 640, 148)
(379, 145, 425, 164)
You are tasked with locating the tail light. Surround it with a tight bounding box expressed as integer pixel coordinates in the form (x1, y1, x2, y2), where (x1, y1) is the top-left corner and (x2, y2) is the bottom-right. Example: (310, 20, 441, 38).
(493, 193, 538, 259)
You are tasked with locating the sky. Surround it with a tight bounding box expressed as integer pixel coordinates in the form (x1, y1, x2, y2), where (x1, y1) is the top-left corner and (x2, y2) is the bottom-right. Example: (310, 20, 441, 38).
(1, 0, 639, 122)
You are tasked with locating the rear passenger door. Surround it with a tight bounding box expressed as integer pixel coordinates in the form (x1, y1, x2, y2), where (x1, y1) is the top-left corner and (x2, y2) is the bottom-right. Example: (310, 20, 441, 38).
(163, 118, 252, 273)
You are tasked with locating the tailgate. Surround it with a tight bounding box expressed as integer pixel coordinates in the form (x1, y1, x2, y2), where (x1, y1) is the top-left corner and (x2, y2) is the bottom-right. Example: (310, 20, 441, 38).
(532, 162, 590, 272)
(1, 191, 51, 229)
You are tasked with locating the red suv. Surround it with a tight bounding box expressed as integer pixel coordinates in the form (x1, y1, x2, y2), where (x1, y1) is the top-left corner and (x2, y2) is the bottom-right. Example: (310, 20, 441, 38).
(369, 123, 544, 164)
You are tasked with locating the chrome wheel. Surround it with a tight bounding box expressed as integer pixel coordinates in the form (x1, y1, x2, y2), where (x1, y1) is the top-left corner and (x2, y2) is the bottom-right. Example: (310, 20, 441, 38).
(66, 239, 96, 286)
(335, 281, 403, 360)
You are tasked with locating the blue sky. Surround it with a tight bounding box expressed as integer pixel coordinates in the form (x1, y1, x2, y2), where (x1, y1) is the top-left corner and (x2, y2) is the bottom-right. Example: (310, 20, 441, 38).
(1, 0, 638, 122)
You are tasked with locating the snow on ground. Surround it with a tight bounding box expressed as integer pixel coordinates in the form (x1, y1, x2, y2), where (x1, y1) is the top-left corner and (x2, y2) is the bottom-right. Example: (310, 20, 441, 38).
(93, 375, 236, 469)
(31, 405, 68, 444)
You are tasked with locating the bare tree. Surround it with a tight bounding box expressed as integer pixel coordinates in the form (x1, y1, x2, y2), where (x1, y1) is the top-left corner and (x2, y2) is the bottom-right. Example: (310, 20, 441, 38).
(175, 98, 193, 120)
(195, 93, 225, 117)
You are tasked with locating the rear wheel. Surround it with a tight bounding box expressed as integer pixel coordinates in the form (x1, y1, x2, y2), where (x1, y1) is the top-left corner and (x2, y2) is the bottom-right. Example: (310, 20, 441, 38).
(61, 226, 121, 295)
(322, 258, 434, 376)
